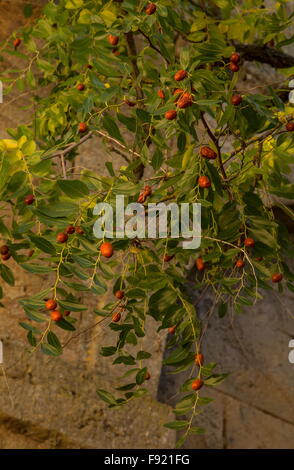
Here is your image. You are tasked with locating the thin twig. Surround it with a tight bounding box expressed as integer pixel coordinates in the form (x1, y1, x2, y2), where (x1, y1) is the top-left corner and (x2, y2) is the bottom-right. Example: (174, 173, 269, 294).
(223, 115, 294, 165)
(60, 153, 67, 179)
(138, 28, 170, 65)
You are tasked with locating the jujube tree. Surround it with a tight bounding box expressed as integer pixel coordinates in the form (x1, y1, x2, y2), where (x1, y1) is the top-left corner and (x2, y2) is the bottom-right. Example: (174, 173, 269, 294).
(0, 0, 294, 446)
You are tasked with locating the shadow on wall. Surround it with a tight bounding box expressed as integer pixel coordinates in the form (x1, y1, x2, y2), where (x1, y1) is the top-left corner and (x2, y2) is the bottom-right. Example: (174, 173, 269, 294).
(157, 269, 294, 449)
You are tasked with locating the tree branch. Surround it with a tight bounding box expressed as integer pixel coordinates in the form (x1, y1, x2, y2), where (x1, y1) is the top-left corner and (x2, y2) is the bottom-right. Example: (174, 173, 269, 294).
(42, 130, 140, 161)
(200, 112, 227, 180)
(233, 42, 294, 69)
(125, 31, 144, 101)
(224, 114, 294, 165)
(138, 28, 170, 65)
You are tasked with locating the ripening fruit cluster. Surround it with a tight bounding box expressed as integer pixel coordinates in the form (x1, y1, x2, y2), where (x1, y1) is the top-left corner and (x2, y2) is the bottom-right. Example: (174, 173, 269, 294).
(56, 225, 84, 244)
(157, 69, 194, 121)
(0, 244, 11, 261)
(229, 52, 241, 72)
(195, 237, 283, 282)
(45, 299, 70, 322)
(191, 353, 205, 391)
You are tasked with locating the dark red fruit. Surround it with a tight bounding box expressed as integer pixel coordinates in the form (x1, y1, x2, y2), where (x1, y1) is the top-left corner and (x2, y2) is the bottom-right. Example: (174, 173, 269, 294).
(157, 89, 165, 99)
(192, 379, 204, 391)
(1, 253, 11, 261)
(138, 193, 147, 203)
(57, 232, 68, 243)
(107, 34, 119, 46)
(229, 63, 239, 72)
(164, 254, 174, 262)
(45, 299, 58, 311)
(115, 290, 125, 300)
(177, 92, 193, 109)
(168, 325, 176, 335)
(145, 371, 151, 380)
(24, 194, 35, 205)
(271, 273, 283, 283)
(198, 176, 211, 188)
(231, 94, 242, 106)
(230, 52, 241, 64)
(174, 69, 187, 81)
(86, 64, 93, 69)
(66, 225, 75, 234)
(64, 310, 71, 316)
(196, 257, 205, 272)
(76, 83, 85, 91)
(286, 122, 294, 132)
(0, 245, 9, 255)
(200, 146, 217, 160)
(124, 99, 136, 107)
(112, 312, 121, 322)
(165, 110, 177, 120)
(78, 122, 88, 133)
(100, 241, 114, 258)
(235, 259, 245, 268)
(244, 237, 255, 248)
(13, 38, 21, 49)
(76, 226, 84, 235)
(28, 249, 35, 258)
(143, 185, 152, 196)
(146, 3, 157, 15)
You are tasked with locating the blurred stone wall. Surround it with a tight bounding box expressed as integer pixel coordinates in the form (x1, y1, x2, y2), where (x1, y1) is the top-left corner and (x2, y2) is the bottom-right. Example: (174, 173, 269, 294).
(0, 0, 293, 450)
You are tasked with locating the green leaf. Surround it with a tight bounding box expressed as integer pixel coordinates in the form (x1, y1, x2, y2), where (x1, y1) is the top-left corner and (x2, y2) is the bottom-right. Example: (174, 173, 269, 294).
(137, 351, 151, 360)
(19, 322, 41, 334)
(97, 389, 117, 405)
(132, 316, 145, 337)
(58, 299, 87, 311)
(21, 263, 53, 274)
(65, 0, 83, 9)
(164, 346, 191, 365)
(27, 331, 37, 347)
(100, 346, 117, 357)
(29, 236, 56, 255)
(218, 302, 227, 318)
(136, 367, 147, 385)
(164, 420, 188, 430)
(0, 264, 15, 285)
(41, 343, 61, 356)
(55, 318, 76, 331)
(103, 115, 125, 143)
(205, 373, 228, 386)
(113, 355, 136, 365)
(47, 331, 62, 351)
(57, 180, 89, 199)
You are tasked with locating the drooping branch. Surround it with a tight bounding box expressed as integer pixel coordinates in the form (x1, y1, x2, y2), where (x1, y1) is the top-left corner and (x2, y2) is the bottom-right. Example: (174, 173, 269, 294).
(233, 43, 294, 69)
